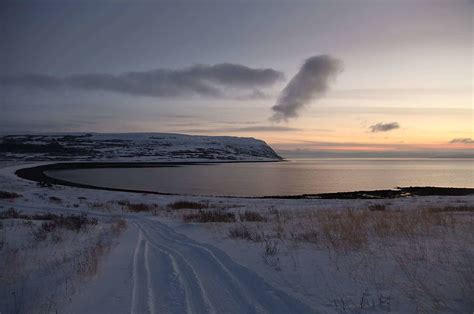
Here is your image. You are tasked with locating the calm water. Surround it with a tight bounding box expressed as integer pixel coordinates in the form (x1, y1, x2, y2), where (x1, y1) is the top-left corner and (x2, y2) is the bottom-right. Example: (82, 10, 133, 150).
(46, 158, 474, 197)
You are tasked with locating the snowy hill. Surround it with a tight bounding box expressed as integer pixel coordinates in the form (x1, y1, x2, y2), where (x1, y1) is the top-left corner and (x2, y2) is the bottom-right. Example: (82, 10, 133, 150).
(0, 133, 282, 162)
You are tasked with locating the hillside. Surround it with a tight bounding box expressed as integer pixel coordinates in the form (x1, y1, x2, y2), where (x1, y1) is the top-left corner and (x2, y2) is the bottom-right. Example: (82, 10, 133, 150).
(0, 133, 282, 162)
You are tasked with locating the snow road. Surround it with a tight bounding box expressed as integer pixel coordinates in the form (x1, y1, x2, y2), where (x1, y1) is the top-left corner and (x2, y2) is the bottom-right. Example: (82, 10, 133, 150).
(58, 214, 315, 314)
(128, 218, 313, 314)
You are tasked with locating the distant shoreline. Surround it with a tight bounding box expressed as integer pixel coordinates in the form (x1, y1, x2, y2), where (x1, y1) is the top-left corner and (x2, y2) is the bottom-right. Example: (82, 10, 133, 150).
(15, 162, 474, 199)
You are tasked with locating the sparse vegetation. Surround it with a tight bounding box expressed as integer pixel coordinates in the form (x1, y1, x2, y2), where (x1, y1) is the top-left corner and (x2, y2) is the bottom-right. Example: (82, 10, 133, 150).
(31, 213, 98, 241)
(426, 205, 474, 213)
(48, 196, 62, 203)
(117, 200, 162, 213)
(318, 209, 370, 251)
(126, 202, 153, 212)
(0, 208, 98, 242)
(230, 205, 472, 252)
(76, 240, 109, 277)
(0, 206, 118, 313)
(239, 210, 266, 222)
(183, 209, 236, 223)
(0, 190, 22, 199)
(0, 208, 56, 220)
(168, 200, 208, 210)
(219, 204, 473, 311)
(229, 224, 252, 240)
(228, 224, 264, 241)
(110, 217, 127, 236)
(368, 204, 386, 211)
(262, 239, 280, 270)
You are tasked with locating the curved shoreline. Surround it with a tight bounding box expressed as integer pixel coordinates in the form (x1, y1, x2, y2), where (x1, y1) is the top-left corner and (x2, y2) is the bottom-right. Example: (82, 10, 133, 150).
(14, 162, 474, 199)
(15, 161, 280, 198)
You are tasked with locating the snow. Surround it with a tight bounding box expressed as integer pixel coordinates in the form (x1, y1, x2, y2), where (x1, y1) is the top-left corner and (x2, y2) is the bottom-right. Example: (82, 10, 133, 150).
(1, 159, 473, 313)
(0, 212, 122, 313)
(0, 132, 282, 162)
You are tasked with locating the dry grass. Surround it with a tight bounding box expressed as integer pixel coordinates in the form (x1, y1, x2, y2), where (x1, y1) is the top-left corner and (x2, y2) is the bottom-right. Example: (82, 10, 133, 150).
(176, 205, 473, 254)
(117, 200, 162, 213)
(223, 205, 473, 254)
(0, 208, 124, 313)
(368, 204, 386, 211)
(0, 208, 98, 229)
(229, 224, 252, 240)
(76, 240, 110, 277)
(0, 190, 22, 199)
(318, 210, 370, 251)
(425, 205, 474, 213)
(239, 210, 266, 222)
(168, 200, 208, 210)
(110, 217, 127, 236)
(228, 224, 264, 241)
(48, 196, 62, 203)
(283, 206, 474, 252)
(126, 203, 153, 212)
(262, 239, 280, 270)
(203, 204, 473, 311)
(0, 208, 58, 221)
(89, 201, 114, 211)
(183, 209, 236, 223)
(0, 208, 98, 243)
(32, 213, 98, 241)
(264, 205, 472, 311)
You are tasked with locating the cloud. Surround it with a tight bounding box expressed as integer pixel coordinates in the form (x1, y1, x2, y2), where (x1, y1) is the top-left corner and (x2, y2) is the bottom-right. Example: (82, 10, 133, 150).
(270, 55, 342, 122)
(369, 122, 400, 133)
(0, 63, 284, 99)
(449, 138, 474, 144)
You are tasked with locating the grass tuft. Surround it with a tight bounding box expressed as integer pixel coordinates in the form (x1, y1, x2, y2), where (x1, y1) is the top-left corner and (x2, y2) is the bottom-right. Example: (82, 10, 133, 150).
(368, 204, 386, 212)
(168, 201, 208, 210)
(183, 209, 236, 223)
(117, 201, 157, 213)
(110, 217, 127, 236)
(0, 191, 22, 199)
(48, 196, 62, 203)
(239, 210, 266, 222)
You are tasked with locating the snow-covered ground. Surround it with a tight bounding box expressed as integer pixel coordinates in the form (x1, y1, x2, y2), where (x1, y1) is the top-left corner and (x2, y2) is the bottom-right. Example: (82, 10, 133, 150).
(1, 160, 473, 313)
(0, 133, 281, 161)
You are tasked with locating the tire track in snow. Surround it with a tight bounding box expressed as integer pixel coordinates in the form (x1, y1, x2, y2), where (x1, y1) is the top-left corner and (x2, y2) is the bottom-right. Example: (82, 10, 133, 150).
(137, 222, 216, 314)
(141, 219, 266, 312)
(131, 228, 155, 314)
(131, 229, 142, 314)
(4, 199, 314, 313)
(165, 248, 193, 314)
(136, 218, 314, 313)
(144, 241, 156, 314)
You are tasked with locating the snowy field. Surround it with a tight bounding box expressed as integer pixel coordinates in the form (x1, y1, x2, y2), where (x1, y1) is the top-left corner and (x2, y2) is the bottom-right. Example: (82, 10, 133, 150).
(1, 160, 473, 313)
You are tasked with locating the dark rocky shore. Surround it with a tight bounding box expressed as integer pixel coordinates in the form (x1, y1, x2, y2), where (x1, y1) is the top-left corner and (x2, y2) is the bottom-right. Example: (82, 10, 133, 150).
(265, 186, 474, 199)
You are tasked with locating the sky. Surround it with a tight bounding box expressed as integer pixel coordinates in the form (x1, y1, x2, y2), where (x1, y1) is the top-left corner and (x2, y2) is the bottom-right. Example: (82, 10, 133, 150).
(1, 0, 472, 157)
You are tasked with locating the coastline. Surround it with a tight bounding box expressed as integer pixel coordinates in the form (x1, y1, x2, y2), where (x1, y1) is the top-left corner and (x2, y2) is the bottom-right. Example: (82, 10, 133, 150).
(2, 160, 474, 313)
(15, 162, 474, 199)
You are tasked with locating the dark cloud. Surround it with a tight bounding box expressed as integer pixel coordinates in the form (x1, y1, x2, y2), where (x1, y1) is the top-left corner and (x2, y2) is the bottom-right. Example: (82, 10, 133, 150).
(369, 122, 400, 133)
(0, 63, 284, 98)
(449, 138, 474, 144)
(271, 55, 342, 122)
